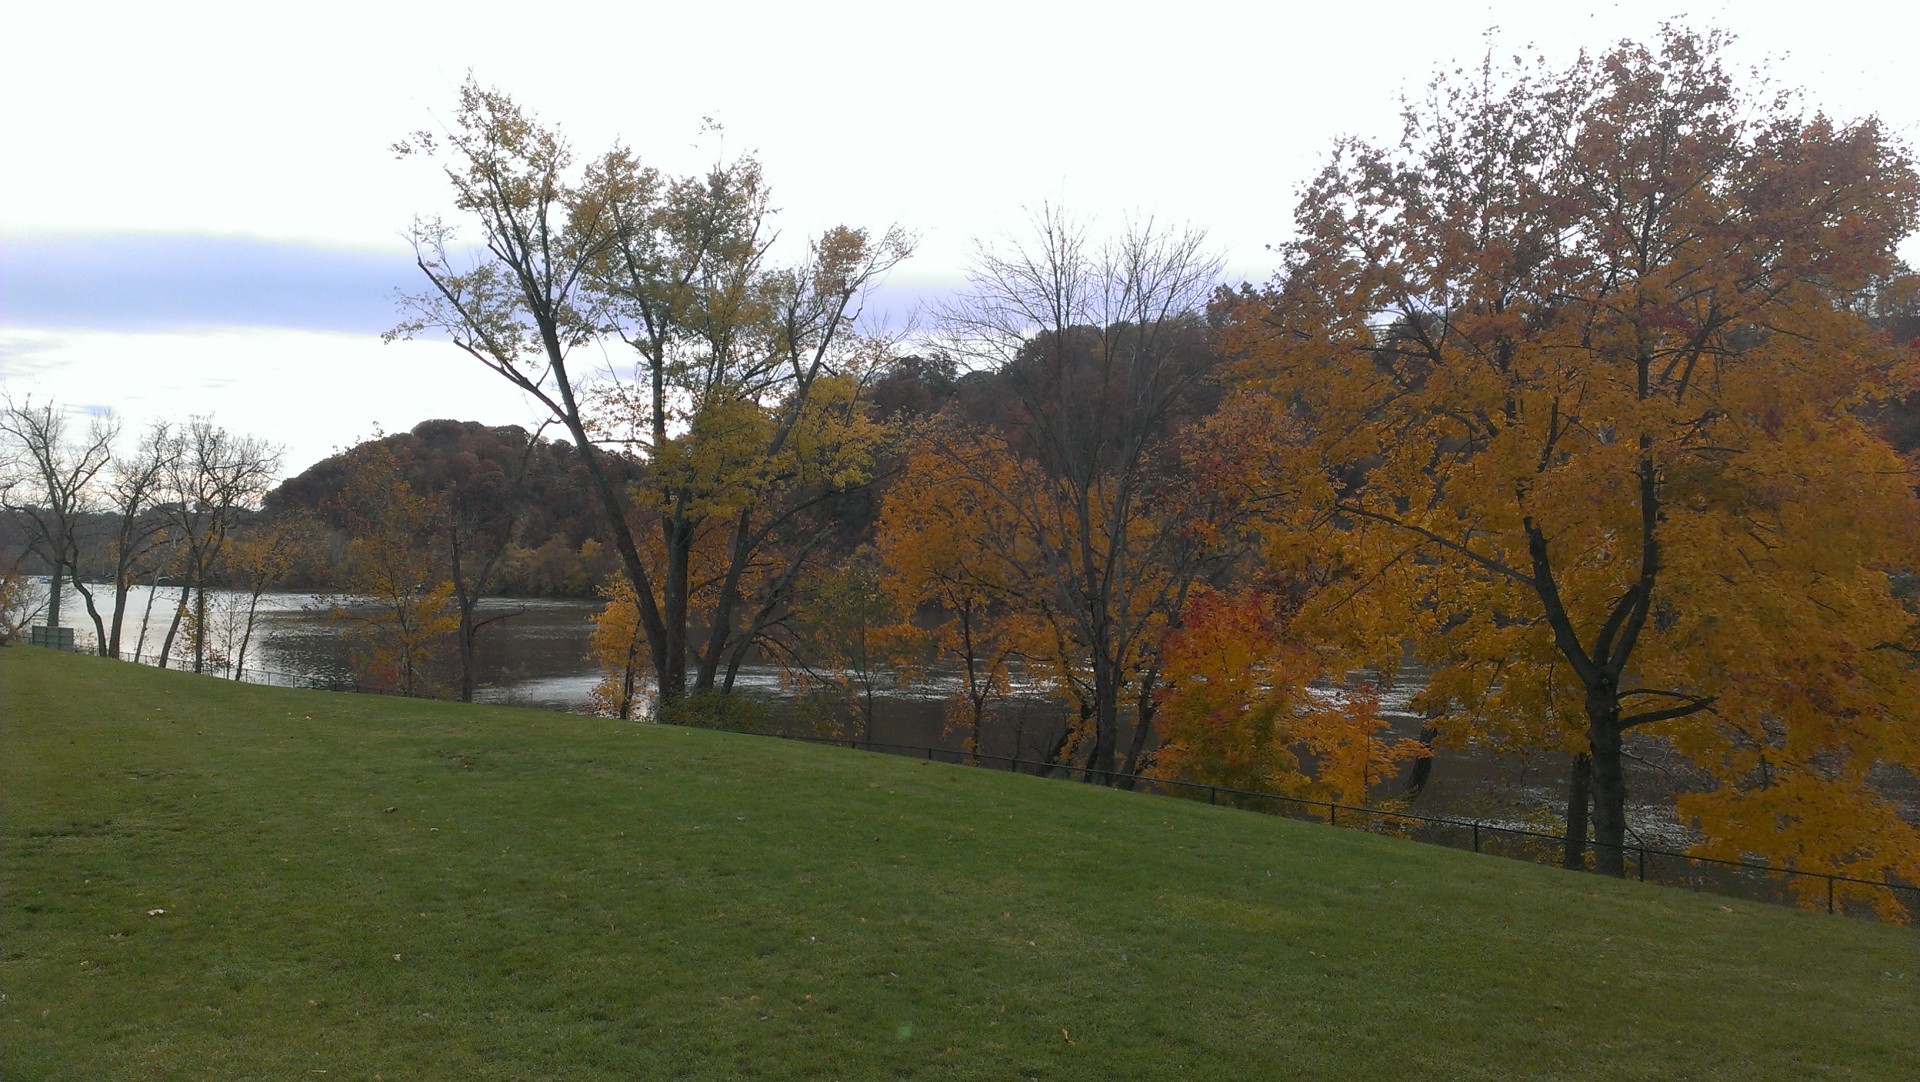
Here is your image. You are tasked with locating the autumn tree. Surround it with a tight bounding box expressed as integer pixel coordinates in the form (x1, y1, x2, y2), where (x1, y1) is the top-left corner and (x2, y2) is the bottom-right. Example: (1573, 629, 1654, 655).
(919, 210, 1238, 782)
(327, 442, 457, 696)
(782, 546, 918, 747)
(217, 514, 311, 677)
(411, 421, 547, 701)
(393, 81, 908, 711)
(0, 554, 41, 644)
(878, 451, 1029, 761)
(589, 575, 649, 719)
(1151, 588, 1426, 807)
(1237, 27, 1920, 893)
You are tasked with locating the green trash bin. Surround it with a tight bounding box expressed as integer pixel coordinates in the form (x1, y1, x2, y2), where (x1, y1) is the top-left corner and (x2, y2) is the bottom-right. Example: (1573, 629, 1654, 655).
(29, 626, 75, 649)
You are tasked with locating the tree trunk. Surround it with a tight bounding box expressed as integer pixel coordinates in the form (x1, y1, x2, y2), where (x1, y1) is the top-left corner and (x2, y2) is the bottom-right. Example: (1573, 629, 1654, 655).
(1089, 660, 1120, 784)
(1404, 722, 1440, 800)
(106, 516, 150, 661)
(108, 577, 134, 659)
(1041, 712, 1078, 778)
(44, 568, 63, 635)
(1561, 753, 1592, 870)
(660, 518, 693, 708)
(70, 571, 108, 656)
(449, 524, 475, 703)
(722, 636, 748, 694)
(234, 588, 266, 678)
(192, 583, 209, 673)
(618, 629, 642, 720)
(694, 508, 754, 694)
(957, 608, 986, 763)
(1586, 716, 1629, 878)
(457, 602, 477, 703)
(159, 583, 188, 669)
(1120, 674, 1161, 783)
(133, 572, 163, 664)
(862, 682, 875, 750)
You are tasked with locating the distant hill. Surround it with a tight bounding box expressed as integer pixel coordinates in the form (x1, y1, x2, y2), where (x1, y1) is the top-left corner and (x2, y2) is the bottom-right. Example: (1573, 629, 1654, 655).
(265, 418, 614, 548)
(263, 419, 631, 596)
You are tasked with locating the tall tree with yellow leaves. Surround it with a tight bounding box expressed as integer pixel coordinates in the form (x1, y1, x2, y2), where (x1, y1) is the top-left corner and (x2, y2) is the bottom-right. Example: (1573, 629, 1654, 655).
(392, 83, 909, 711)
(1237, 27, 1920, 897)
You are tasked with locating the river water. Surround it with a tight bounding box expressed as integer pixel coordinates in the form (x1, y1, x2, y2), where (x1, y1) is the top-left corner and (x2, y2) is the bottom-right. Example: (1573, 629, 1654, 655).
(28, 581, 1080, 756)
(36, 582, 666, 711)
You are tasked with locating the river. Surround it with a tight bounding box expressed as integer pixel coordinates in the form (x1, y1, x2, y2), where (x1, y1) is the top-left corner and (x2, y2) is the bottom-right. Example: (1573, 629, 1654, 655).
(24, 580, 1081, 758)
(30, 581, 750, 712)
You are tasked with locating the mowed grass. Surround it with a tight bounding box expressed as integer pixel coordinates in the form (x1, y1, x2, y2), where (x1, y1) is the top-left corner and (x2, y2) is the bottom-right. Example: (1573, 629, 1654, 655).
(2, 650, 1916, 1080)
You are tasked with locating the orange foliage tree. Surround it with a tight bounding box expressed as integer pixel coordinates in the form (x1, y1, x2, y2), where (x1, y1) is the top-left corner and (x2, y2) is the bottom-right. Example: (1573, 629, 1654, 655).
(909, 211, 1258, 782)
(879, 435, 1046, 761)
(879, 394, 1266, 781)
(1152, 589, 1426, 807)
(1233, 27, 1920, 900)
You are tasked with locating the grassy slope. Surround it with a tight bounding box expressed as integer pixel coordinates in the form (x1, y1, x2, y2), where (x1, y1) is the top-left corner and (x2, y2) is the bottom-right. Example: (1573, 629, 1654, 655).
(2, 649, 1915, 1081)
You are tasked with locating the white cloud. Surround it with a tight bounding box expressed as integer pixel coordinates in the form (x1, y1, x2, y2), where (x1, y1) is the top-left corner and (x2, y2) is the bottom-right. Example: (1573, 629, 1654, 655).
(0, 327, 550, 476)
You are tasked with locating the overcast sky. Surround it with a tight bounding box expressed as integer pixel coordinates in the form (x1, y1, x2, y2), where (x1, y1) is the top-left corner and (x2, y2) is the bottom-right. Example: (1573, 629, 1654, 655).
(4, 0, 1917, 478)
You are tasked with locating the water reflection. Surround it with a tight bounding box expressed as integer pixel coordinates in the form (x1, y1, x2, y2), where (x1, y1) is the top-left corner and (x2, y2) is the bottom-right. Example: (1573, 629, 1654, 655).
(40, 584, 1052, 727)
(44, 584, 606, 705)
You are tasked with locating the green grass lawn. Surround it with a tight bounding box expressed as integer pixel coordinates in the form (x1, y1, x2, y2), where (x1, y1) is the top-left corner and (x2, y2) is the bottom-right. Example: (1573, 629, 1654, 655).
(3, 648, 1916, 1080)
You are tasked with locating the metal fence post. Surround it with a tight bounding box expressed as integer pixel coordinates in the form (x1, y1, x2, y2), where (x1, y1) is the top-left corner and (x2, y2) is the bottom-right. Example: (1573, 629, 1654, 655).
(1472, 822, 1480, 853)
(1828, 876, 1836, 915)
(1329, 805, 1337, 827)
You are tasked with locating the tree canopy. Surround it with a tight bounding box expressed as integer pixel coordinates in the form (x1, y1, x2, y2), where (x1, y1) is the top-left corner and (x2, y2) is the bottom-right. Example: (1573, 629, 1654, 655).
(390, 82, 911, 708)
(1227, 26, 1920, 895)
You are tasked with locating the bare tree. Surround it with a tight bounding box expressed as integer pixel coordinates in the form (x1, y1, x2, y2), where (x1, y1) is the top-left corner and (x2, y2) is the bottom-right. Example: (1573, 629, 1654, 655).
(103, 421, 176, 658)
(0, 395, 118, 650)
(156, 419, 280, 672)
(934, 208, 1226, 782)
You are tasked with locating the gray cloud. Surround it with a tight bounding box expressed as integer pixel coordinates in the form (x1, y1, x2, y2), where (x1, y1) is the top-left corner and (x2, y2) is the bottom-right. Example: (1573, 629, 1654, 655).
(0, 233, 419, 334)
(0, 232, 962, 338)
